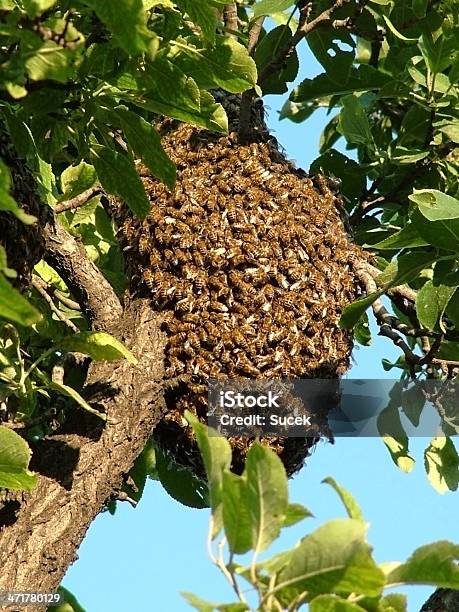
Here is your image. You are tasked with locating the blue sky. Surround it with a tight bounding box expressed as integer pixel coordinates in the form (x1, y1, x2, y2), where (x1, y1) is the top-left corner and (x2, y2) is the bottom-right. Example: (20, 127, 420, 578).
(63, 40, 458, 612)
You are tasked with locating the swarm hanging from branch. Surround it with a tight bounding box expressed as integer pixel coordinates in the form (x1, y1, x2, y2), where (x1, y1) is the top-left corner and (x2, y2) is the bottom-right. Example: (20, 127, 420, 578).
(111, 94, 365, 476)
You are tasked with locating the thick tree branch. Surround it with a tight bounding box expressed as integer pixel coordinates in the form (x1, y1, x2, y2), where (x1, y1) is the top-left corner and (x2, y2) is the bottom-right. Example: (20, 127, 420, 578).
(42, 219, 122, 329)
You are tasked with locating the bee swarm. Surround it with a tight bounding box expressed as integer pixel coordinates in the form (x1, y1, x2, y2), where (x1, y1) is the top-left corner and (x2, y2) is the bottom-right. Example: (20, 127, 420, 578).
(112, 108, 364, 476)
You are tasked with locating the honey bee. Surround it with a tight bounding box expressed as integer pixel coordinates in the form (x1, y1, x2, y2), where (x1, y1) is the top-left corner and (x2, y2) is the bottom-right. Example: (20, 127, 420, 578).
(175, 296, 194, 313)
(280, 294, 296, 309)
(142, 269, 158, 290)
(235, 354, 260, 377)
(209, 300, 228, 313)
(148, 207, 164, 225)
(169, 331, 188, 346)
(149, 252, 162, 271)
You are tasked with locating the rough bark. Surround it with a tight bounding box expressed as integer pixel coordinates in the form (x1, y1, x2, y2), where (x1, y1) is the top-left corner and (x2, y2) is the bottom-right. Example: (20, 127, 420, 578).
(0, 218, 166, 611)
(42, 220, 123, 330)
(420, 588, 459, 611)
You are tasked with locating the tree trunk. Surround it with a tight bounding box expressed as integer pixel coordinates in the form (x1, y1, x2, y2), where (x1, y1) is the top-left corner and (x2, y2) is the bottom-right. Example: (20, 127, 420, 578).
(0, 299, 165, 611)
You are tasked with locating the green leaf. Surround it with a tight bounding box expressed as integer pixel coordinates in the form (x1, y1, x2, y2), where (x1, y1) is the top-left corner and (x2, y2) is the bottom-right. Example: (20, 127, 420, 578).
(379, 593, 407, 612)
(245, 442, 288, 554)
(55, 587, 86, 612)
(354, 312, 372, 346)
(310, 594, 367, 612)
(338, 95, 373, 147)
(409, 190, 459, 222)
(175, 0, 216, 46)
(0, 246, 16, 279)
(252, 0, 294, 19)
(86, 0, 154, 55)
(113, 108, 176, 188)
(415, 280, 456, 330)
(446, 289, 459, 327)
(25, 41, 75, 82)
(185, 410, 232, 537)
(181, 592, 215, 612)
(382, 15, 418, 42)
(277, 519, 385, 601)
(371, 224, 429, 249)
(222, 470, 252, 554)
(424, 437, 459, 494)
(90, 144, 150, 219)
(0, 159, 12, 192)
(290, 65, 391, 104)
(168, 37, 257, 94)
(49, 381, 106, 420)
(386, 541, 459, 587)
(307, 28, 355, 84)
(155, 447, 209, 508)
(60, 162, 97, 200)
(340, 292, 381, 330)
(58, 331, 137, 364)
(125, 442, 156, 503)
(255, 26, 298, 95)
(0, 274, 42, 326)
(120, 85, 227, 132)
(382, 436, 415, 474)
(376, 251, 437, 288)
(412, 0, 428, 18)
(0, 426, 37, 491)
(311, 150, 366, 202)
(322, 477, 364, 521)
(412, 210, 459, 253)
(282, 502, 313, 527)
(22, 0, 57, 18)
(0, 189, 37, 225)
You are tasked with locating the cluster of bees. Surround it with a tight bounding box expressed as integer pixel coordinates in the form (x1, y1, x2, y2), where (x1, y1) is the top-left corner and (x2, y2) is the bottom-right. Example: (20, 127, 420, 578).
(112, 114, 363, 474)
(0, 121, 49, 289)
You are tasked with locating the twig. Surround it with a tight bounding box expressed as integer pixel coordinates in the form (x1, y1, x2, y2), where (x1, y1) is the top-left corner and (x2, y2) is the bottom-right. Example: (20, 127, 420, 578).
(32, 275, 79, 333)
(259, 0, 350, 83)
(54, 186, 101, 214)
(239, 0, 350, 138)
(247, 16, 265, 54)
(223, 3, 238, 37)
(355, 267, 438, 372)
(116, 491, 138, 508)
(54, 290, 81, 311)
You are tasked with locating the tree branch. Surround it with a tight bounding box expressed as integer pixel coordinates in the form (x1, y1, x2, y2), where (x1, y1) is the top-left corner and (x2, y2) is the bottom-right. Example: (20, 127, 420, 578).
(31, 275, 79, 333)
(53, 186, 101, 214)
(41, 219, 122, 329)
(223, 3, 238, 37)
(238, 0, 350, 138)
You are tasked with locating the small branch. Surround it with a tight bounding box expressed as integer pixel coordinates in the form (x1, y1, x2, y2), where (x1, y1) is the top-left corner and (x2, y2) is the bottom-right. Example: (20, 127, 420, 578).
(116, 491, 138, 508)
(239, 0, 349, 138)
(247, 16, 265, 54)
(223, 3, 238, 37)
(54, 290, 81, 311)
(259, 0, 350, 83)
(54, 186, 101, 214)
(42, 219, 123, 330)
(32, 275, 79, 333)
(354, 267, 442, 372)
